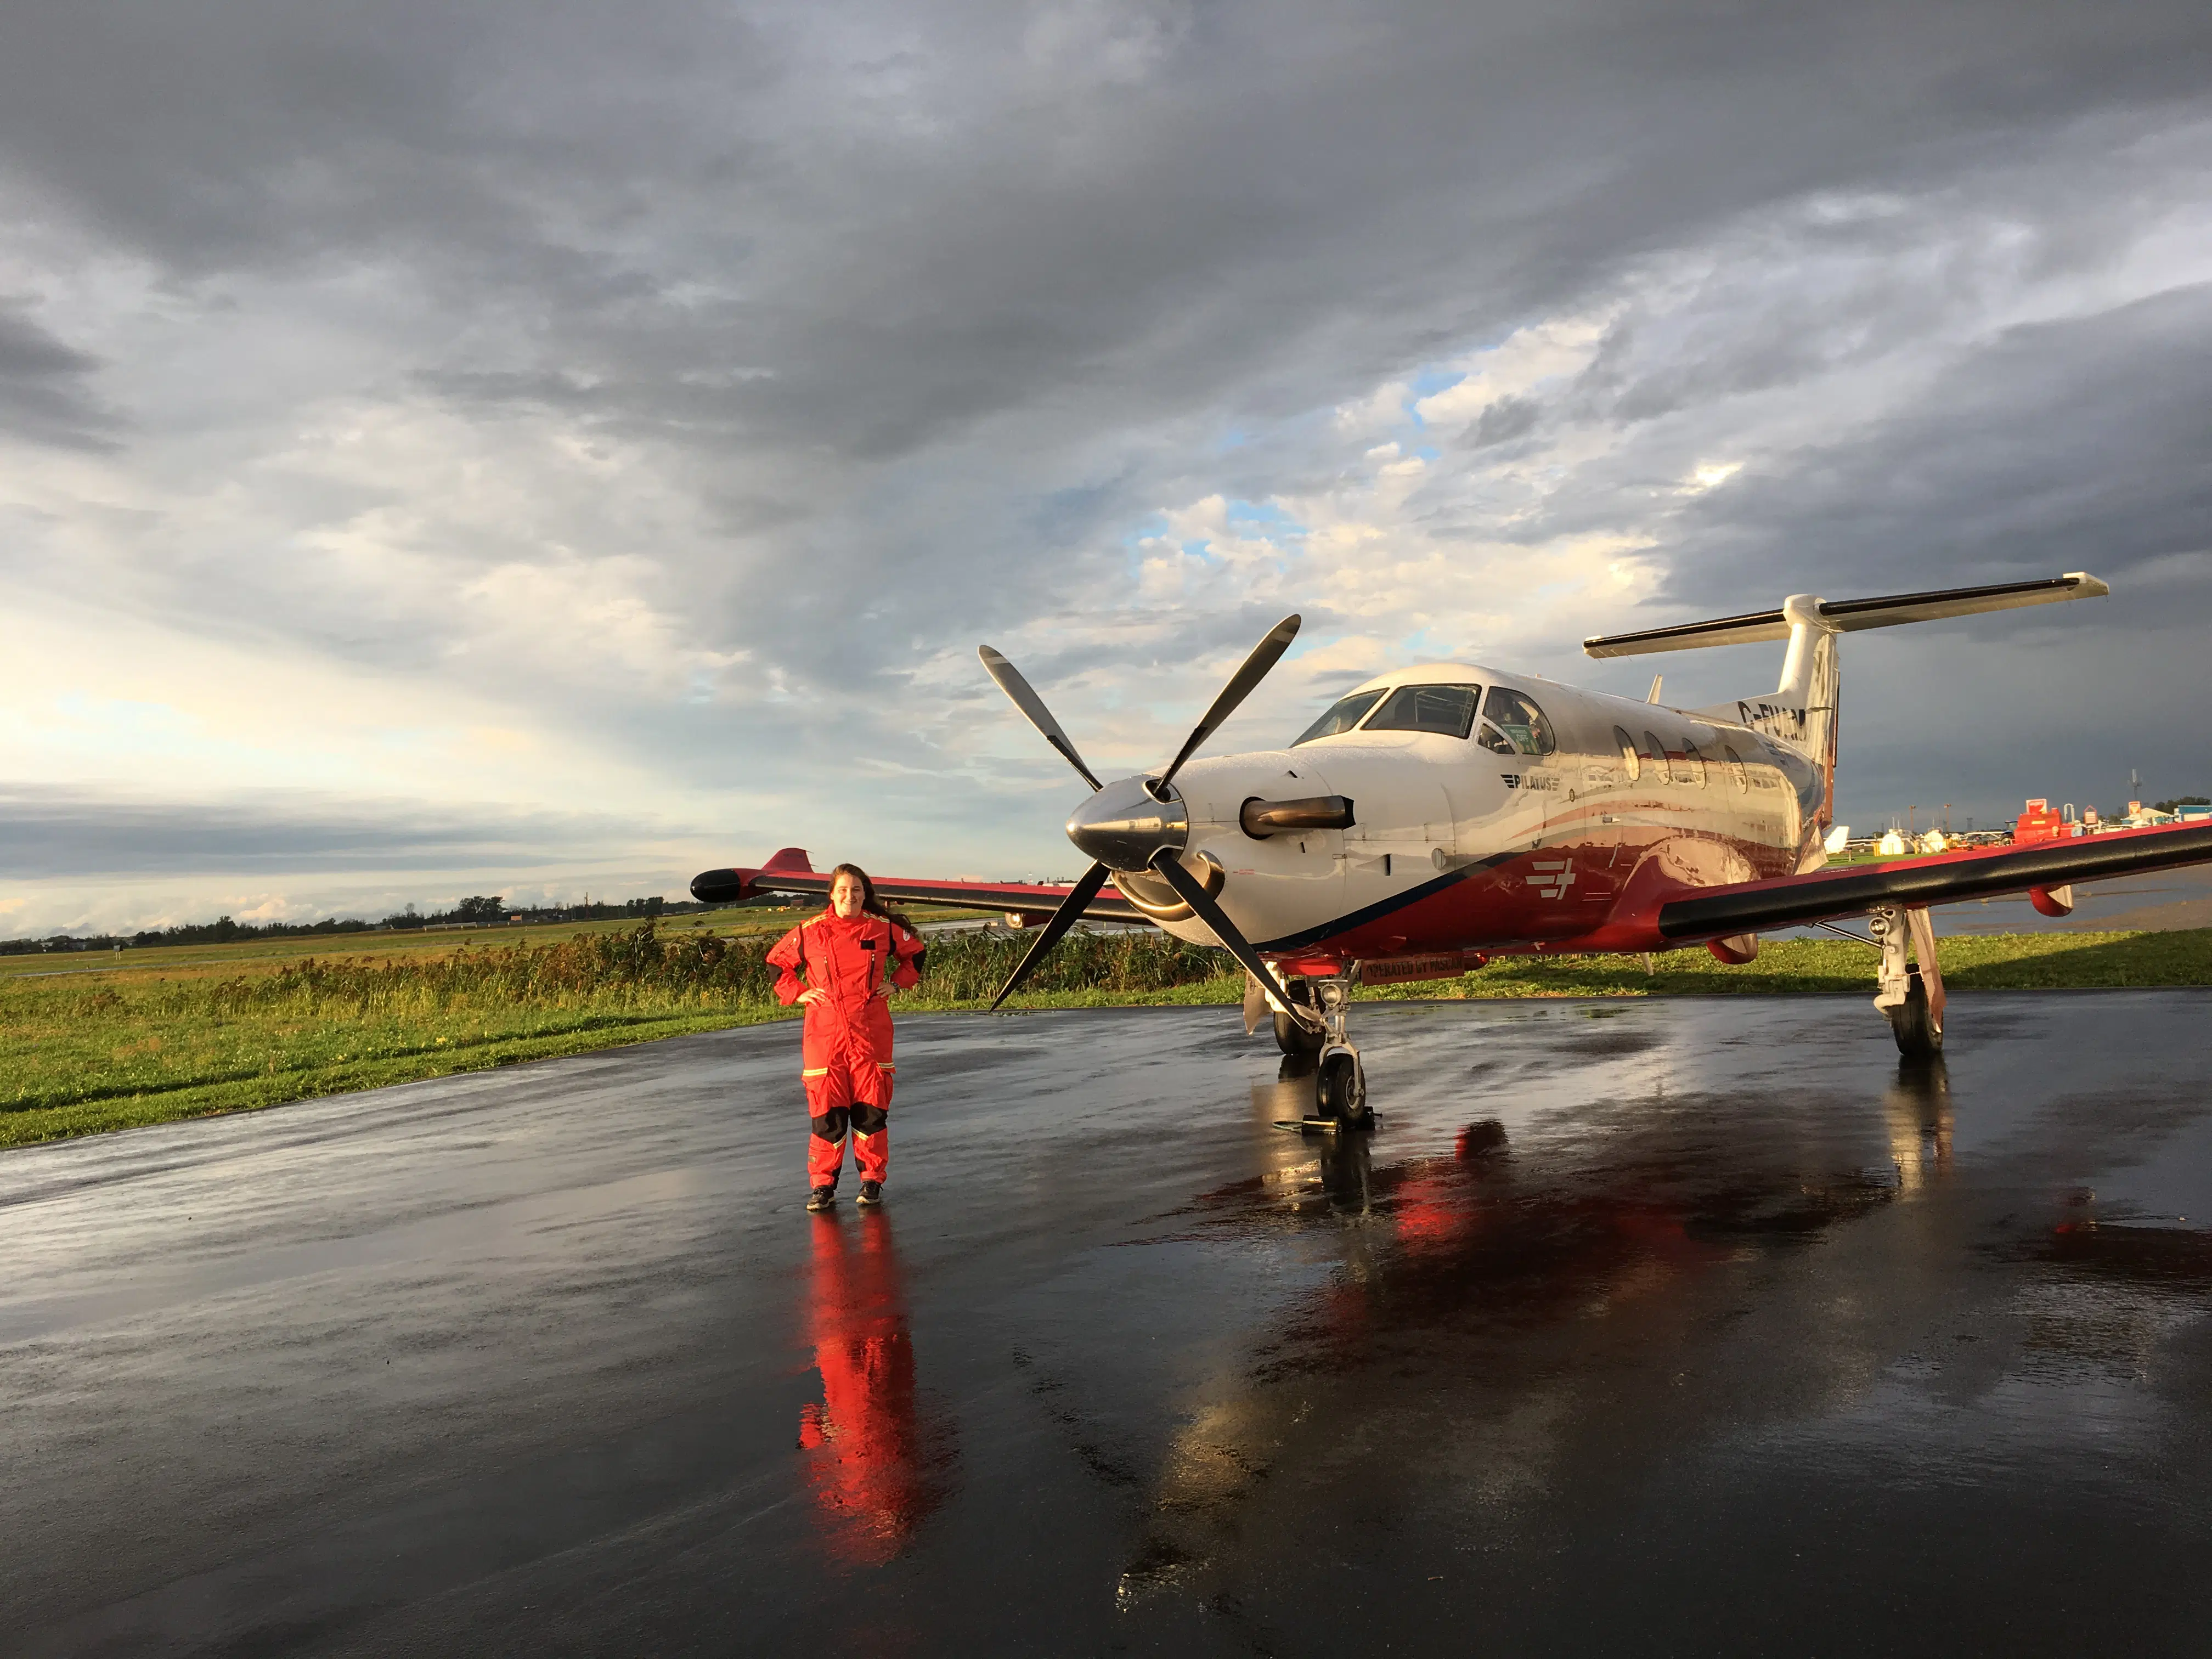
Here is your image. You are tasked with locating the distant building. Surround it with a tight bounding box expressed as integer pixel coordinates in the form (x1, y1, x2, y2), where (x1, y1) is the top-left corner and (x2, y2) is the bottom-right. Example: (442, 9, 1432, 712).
(2012, 798, 2080, 845)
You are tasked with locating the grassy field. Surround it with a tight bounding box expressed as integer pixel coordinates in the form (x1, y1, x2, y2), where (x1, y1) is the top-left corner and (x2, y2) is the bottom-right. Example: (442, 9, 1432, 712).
(3, 923, 2208, 1151)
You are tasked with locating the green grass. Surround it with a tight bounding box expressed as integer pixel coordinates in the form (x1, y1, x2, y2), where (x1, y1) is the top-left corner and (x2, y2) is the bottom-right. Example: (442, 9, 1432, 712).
(1372, 929, 2212, 1000)
(4, 924, 2208, 1150)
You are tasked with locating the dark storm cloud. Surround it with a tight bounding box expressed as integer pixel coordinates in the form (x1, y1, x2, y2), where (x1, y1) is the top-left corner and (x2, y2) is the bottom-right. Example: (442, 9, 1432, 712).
(0, 786, 665, 878)
(1669, 283, 2212, 605)
(0, 306, 118, 449)
(1468, 397, 1542, 450)
(11, 2, 2209, 472)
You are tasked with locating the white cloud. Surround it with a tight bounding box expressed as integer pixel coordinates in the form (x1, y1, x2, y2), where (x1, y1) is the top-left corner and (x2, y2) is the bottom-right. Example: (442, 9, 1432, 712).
(1407, 311, 1617, 430)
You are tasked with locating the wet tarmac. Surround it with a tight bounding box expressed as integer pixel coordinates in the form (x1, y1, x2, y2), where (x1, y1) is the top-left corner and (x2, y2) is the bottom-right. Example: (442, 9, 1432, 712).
(7, 991, 2212, 1655)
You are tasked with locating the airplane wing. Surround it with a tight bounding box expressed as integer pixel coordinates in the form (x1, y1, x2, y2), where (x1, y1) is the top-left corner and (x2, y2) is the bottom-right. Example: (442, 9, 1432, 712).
(690, 848, 1149, 924)
(1656, 821, 2212, 941)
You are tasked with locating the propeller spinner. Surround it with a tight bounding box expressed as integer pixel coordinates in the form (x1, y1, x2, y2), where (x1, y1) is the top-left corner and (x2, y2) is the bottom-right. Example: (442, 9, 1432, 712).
(975, 616, 1316, 1022)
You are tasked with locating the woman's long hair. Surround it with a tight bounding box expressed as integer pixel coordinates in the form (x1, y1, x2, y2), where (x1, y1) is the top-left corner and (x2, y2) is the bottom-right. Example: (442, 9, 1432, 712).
(828, 862, 916, 933)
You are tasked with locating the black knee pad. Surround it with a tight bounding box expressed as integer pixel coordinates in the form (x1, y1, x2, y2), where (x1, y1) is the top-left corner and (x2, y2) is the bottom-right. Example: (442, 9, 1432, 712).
(850, 1104, 888, 1136)
(810, 1108, 850, 1141)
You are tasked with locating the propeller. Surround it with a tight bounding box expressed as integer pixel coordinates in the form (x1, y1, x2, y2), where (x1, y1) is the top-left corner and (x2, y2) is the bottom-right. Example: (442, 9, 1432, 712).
(979, 613, 1318, 1028)
(1153, 615, 1301, 798)
(1148, 850, 1307, 1025)
(977, 645, 1103, 791)
(989, 861, 1111, 1010)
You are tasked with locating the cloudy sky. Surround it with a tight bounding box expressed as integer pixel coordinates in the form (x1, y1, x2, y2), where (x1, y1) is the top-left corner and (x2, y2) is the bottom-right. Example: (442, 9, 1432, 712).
(3, 0, 2209, 935)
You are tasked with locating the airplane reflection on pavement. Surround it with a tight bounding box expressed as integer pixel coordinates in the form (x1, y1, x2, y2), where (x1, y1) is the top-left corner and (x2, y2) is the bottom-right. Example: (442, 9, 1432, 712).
(797, 1211, 958, 1567)
(1115, 1056, 1959, 1606)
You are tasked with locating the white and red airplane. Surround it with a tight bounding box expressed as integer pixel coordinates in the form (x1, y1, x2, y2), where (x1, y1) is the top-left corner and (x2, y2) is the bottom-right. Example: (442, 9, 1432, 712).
(694, 574, 2212, 1122)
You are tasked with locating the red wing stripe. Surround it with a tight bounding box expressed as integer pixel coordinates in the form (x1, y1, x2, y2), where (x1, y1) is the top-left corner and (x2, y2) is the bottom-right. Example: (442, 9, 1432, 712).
(692, 865, 1146, 921)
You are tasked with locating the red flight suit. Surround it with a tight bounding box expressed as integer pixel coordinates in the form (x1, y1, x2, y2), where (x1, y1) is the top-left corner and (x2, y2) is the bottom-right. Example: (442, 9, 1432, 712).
(767, 909, 924, 1188)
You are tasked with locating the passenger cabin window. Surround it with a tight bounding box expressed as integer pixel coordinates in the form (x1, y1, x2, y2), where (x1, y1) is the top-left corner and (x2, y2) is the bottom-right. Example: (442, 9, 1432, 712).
(1640, 731, 1667, 777)
(1680, 741, 1708, 788)
(1723, 744, 1750, 793)
(1364, 683, 1481, 739)
(1480, 687, 1557, 756)
(1613, 726, 1640, 781)
(1292, 690, 1385, 746)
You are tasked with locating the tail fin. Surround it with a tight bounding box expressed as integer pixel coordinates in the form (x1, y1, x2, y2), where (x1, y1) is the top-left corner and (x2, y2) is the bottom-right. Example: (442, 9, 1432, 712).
(1583, 572, 2109, 837)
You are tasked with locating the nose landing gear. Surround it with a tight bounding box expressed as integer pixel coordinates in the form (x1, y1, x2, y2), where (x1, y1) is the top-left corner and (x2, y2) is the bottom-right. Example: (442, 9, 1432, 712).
(1284, 975, 1372, 1131)
(1315, 1048, 1367, 1125)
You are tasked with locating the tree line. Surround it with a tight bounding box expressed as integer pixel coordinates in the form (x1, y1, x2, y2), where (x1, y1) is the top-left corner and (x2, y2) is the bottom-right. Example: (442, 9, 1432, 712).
(2, 894, 695, 955)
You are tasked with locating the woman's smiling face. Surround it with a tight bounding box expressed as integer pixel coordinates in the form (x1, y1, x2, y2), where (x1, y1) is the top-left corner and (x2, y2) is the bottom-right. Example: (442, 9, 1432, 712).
(830, 872, 866, 918)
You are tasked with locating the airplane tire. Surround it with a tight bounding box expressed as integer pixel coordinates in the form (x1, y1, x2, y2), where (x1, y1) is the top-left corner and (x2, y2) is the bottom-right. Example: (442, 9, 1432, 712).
(1887, 972, 1943, 1058)
(1316, 1051, 1370, 1126)
(1273, 981, 1324, 1055)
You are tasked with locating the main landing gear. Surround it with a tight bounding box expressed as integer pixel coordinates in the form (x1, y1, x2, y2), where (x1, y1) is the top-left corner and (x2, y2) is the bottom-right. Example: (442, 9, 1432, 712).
(1271, 974, 1372, 1131)
(1870, 902, 1945, 1059)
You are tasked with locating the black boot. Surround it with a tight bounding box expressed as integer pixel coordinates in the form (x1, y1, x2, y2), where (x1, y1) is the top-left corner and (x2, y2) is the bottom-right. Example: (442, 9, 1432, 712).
(856, 1181, 883, 1208)
(806, 1186, 837, 1212)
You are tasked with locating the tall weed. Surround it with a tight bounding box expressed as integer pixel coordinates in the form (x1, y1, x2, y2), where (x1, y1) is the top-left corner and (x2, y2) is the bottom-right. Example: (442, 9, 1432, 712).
(143, 923, 1231, 1019)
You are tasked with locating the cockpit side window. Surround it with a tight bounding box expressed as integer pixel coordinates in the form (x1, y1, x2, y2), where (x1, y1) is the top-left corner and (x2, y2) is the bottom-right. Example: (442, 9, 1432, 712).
(1613, 726, 1640, 781)
(1477, 721, 1519, 755)
(1292, 690, 1385, 746)
(1481, 687, 1556, 755)
(1364, 683, 1481, 739)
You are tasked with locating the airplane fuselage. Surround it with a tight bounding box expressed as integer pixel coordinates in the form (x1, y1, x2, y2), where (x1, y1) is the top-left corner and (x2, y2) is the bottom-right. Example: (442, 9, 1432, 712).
(1120, 663, 1827, 972)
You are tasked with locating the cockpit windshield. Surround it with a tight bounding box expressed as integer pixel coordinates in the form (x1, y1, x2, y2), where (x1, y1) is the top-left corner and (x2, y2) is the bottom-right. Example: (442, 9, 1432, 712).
(1364, 683, 1481, 738)
(1291, 690, 1385, 746)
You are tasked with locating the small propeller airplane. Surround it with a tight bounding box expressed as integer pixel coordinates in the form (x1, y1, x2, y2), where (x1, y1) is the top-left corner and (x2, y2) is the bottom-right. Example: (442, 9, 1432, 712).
(695, 573, 2212, 1125)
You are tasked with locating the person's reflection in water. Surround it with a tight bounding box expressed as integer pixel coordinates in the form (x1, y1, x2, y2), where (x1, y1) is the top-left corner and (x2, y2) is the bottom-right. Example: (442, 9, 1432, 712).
(797, 1211, 956, 1566)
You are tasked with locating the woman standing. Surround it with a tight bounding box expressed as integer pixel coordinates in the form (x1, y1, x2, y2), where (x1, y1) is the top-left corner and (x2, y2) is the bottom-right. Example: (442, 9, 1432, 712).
(766, 864, 926, 1210)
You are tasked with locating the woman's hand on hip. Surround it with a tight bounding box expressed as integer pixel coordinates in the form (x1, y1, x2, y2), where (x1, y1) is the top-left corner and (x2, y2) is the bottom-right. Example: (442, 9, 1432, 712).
(798, 988, 826, 1006)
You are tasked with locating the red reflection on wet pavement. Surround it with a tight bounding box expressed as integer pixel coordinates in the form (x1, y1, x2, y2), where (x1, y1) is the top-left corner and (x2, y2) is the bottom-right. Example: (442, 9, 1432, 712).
(797, 1212, 953, 1566)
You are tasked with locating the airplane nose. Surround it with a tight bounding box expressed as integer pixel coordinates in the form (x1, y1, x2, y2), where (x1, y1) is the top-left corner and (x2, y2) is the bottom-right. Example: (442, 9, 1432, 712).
(1065, 775, 1190, 871)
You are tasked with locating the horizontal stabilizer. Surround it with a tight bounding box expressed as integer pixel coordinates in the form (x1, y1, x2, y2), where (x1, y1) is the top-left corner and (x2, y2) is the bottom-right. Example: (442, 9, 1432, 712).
(1584, 573, 2108, 658)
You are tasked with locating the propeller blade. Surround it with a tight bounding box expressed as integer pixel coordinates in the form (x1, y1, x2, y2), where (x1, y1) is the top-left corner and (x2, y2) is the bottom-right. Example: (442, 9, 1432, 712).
(989, 861, 1113, 1011)
(1155, 614, 1301, 793)
(978, 645, 1104, 792)
(1149, 850, 1316, 1029)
